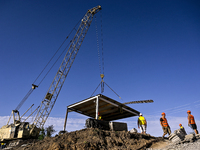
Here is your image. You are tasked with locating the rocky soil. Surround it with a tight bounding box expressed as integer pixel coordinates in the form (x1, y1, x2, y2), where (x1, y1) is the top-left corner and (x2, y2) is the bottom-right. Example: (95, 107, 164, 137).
(5, 129, 200, 150)
(7, 128, 164, 150)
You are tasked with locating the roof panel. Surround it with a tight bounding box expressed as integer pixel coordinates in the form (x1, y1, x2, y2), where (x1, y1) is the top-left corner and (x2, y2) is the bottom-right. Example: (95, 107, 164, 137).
(67, 94, 140, 121)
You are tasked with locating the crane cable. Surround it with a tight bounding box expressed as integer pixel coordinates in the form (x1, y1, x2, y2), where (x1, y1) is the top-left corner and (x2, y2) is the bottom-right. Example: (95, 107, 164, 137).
(95, 15, 102, 76)
(15, 18, 83, 111)
(95, 12, 105, 93)
(100, 11, 105, 93)
(92, 12, 123, 101)
(33, 18, 82, 87)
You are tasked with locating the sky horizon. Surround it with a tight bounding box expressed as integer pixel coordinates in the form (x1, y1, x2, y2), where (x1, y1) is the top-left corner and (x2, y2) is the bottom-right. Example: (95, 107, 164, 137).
(0, 0, 200, 137)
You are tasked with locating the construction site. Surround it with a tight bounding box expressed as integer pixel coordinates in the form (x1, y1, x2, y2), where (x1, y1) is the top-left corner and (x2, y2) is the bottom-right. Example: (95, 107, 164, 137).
(1, 1, 200, 150)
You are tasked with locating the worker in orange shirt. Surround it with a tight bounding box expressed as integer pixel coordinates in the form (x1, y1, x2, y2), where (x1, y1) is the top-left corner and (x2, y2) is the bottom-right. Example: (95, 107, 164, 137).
(160, 112, 171, 138)
(187, 110, 198, 134)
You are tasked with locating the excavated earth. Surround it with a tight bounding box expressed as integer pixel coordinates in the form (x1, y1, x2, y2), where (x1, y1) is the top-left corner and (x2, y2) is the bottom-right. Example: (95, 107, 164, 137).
(11, 128, 167, 150)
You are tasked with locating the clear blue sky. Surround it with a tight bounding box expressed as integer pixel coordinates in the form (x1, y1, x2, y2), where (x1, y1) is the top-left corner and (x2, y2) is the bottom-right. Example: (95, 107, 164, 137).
(0, 0, 200, 136)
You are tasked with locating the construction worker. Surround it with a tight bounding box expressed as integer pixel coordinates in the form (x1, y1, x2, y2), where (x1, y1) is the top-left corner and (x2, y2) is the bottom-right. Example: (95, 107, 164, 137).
(179, 124, 187, 135)
(97, 112, 102, 120)
(1, 142, 6, 149)
(160, 112, 171, 138)
(137, 113, 147, 134)
(187, 110, 199, 134)
(98, 115, 102, 120)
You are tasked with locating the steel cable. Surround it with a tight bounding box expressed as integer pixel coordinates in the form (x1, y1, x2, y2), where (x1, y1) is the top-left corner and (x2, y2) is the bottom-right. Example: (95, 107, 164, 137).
(16, 18, 82, 110)
(100, 11, 104, 75)
(33, 19, 82, 85)
(95, 15, 102, 75)
(104, 82, 123, 101)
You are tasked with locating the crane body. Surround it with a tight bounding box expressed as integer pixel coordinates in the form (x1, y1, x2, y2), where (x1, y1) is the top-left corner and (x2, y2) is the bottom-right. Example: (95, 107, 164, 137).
(0, 5, 101, 142)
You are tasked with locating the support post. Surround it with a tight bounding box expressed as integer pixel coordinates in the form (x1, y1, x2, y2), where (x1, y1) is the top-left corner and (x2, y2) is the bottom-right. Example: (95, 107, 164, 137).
(13, 111, 16, 125)
(95, 96, 99, 120)
(7, 112, 12, 125)
(63, 107, 69, 131)
(20, 104, 34, 120)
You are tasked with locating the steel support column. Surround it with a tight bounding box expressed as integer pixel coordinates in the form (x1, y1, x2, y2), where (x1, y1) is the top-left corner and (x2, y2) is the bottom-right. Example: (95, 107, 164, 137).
(95, 96, 99, 119)
(63, 107, 69, 131)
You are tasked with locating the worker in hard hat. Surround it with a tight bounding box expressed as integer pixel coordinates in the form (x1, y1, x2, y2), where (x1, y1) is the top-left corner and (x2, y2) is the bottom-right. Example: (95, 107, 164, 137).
(187, 110, 198, 134)
(179, 124, 187, 135)
(160, 112, 171, 138)
(137, 113, 147, 134)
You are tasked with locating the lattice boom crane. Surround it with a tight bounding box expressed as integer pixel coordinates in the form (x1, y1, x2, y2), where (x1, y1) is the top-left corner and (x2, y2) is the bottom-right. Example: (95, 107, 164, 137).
(0, 5, 101, 141)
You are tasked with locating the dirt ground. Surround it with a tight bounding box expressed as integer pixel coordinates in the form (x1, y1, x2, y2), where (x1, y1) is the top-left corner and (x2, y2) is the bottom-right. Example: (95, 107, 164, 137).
(148, 140, 170, 149)
(9, 128, 168, 150)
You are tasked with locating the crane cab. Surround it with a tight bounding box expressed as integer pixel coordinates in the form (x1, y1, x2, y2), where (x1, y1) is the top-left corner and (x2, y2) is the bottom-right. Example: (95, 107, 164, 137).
(0, 123, 20, 141)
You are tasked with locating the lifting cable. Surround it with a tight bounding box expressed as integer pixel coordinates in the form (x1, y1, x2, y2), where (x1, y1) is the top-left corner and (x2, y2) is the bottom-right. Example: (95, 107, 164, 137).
(91, 80, 123, 101)
(95, 15, 102, 75)
(104, 82, 123, 101)
(100, 11, 104, 76)
(91, 82, 101, 97)
(95, 12, 105, 93)
(92, 12, 123, 101)
(15, 18, 82, 111)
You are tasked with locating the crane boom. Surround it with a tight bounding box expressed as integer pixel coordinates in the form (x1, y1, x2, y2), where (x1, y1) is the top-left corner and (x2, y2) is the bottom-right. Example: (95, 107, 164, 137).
(123, 100, 154, 105)
(33, 5, 101, 128)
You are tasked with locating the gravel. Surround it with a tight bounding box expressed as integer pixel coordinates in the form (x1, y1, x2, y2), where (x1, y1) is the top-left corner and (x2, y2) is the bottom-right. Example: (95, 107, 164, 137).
(163, 138, 200, 150)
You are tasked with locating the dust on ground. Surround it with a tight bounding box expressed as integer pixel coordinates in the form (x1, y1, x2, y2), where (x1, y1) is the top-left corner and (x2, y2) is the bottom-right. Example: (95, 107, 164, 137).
(11, 128, 167, 150)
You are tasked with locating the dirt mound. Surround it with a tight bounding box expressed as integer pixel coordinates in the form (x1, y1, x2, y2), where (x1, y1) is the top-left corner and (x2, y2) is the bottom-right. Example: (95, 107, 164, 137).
(14, 128, 165, 150)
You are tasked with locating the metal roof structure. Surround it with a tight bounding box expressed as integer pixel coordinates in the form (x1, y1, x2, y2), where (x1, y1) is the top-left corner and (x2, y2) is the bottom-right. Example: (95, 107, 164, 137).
(63, 94, 140, 131)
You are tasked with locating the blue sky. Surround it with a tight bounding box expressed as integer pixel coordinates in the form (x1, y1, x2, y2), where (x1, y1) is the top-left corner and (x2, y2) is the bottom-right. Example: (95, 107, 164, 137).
(0, 0, 200, 136)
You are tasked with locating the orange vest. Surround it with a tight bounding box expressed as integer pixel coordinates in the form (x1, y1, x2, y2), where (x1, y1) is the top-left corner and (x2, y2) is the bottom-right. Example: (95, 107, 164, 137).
(161, 118, 169, 127)
(189, 114, 195, 124)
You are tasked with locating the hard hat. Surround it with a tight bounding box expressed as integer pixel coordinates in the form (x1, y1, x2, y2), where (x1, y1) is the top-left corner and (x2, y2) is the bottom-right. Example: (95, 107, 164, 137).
(139, 113, 143, 116)
(187, 110, 191, 113)
(179, 124, 182, 126)
(161, 112, 165, 115)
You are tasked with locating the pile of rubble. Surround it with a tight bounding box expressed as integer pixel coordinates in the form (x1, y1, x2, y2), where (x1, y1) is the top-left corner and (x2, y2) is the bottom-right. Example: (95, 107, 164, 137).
(164, 128, 200, 150)
(164, 136, 200, 150)
(168, 128, 200, 144)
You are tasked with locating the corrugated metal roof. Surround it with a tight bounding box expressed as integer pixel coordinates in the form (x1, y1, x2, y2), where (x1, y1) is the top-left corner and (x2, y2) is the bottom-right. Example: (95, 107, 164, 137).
(67, 94, 140, 121)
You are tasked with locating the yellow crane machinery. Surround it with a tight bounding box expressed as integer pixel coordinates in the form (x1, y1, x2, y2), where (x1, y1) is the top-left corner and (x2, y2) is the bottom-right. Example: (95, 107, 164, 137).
(0, 5, 101, 142)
